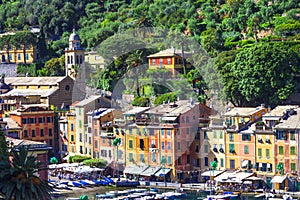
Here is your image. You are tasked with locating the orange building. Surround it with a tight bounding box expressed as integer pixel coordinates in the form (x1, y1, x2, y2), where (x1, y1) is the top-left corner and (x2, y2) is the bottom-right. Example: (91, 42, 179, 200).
(9, 105, 56, 151)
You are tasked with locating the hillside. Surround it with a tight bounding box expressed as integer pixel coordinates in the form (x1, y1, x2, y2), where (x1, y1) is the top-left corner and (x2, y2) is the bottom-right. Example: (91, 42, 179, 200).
(0, 0, 299, 107)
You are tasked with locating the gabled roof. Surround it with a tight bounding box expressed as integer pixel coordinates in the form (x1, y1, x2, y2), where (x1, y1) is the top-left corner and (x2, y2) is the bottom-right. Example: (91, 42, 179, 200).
(224, 107, 266, 117)
(1, 88, 57, 97)
(147, 48, 192, 58)
(5, 76, 68, 86)
(75, 95, 109, 107)
(274, 108, 300, 129)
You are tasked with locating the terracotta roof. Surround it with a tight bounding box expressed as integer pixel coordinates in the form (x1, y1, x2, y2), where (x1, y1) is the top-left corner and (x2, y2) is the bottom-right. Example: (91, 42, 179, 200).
(274, 108, 300, 129)
(264, 105, 298, 117)
(1, 88, 57, 97)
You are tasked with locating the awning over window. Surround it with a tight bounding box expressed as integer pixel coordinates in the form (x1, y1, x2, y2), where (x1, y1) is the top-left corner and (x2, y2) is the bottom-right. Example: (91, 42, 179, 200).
(242, 160, 249, 168)
(201, 170, 224, 177)
(271, 175, 287, 183)
(140, 166, 161, 176)
(161, 116, 178, 121)
(155, 168, 171, 177)
(124, 165, 148, 175)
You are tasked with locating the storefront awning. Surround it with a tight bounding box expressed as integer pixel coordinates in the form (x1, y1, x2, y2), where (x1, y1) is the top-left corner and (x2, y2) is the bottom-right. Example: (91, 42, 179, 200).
(242, 160, 249, 168)
(140, 166, 161, 176)
(201, 170, 224, 177)
(161, 116, 178, 121)
(155, 168, 171, 177)
(124, 165, 148, 175)
(271, 175, 287, 183)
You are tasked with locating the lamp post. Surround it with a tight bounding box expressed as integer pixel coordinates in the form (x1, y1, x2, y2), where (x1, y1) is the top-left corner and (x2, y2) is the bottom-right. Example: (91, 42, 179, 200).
(210, 161, 218, 195)
(112, 138, 121, 178)
(160, 157, 167, 187)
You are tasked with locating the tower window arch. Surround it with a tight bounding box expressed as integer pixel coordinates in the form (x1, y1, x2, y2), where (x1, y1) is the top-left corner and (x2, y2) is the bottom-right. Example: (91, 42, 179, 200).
(80, 55, 82, 64)
(70, 56, 73, 64)
(67, 56, 70, 64)
(76, 55, 79, 64)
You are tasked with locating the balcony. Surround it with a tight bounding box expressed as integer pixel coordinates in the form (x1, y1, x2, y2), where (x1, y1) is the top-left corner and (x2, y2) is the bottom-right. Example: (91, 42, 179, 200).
(136, 117, 151, 125)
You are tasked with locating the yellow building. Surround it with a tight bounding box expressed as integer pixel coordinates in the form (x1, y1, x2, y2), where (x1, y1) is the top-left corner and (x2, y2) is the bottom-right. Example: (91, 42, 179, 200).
(0, 32, 36, 64)
(67, 112, 77, 154)
(147, 48, 192, 75)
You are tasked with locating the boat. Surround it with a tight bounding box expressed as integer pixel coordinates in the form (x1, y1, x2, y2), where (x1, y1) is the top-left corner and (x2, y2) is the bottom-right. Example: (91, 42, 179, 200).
(150, 188, 159, 193)
(115, 180, 140, 187)
(205, 193, 239, 200)
(71, 181, 83, 187)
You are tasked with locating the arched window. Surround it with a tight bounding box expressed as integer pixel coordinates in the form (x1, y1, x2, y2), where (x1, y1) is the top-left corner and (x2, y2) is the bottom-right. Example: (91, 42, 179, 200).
(67, 56, 70, 64)
(76, 55, 79, 64)
(70, 56, 73, 64)
(80, 55, 82, 64)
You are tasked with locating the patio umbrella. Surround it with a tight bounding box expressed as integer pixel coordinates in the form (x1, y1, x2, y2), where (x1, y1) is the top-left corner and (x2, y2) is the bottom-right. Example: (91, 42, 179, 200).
(50, 157, 58, 164)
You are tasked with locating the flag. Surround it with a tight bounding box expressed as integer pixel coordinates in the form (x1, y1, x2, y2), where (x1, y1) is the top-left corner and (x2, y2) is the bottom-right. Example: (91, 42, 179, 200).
(61, 102, 65, 110)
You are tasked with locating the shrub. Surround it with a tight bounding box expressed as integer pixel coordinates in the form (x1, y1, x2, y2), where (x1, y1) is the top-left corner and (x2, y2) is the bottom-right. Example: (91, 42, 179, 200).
(83, 158, 107, 167)
(69, 155, 91, 163)
(154, 92, 177, 105)
(132, 96, 149, 106)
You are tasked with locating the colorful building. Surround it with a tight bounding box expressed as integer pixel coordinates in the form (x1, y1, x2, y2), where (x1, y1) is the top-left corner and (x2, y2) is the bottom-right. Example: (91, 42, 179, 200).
(4, 76, 74, 109)
(0, 32, 37, 64)
(147, 48, 192, 75)
(254, 105, 298, 187)
(224, 106, 267, 170)
(66, 108, 77, 154)
(9, 105, 56, 153)
(73, 95, 111, 156)
(274, 107, 300, 176)
(202, 115, 226, 171)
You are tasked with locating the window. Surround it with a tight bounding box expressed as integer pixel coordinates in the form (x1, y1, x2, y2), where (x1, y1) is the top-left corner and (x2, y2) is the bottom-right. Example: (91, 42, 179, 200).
(49, 128, 52, 136)
(9, 54, 12, 60)
(244, 145, 249, 154)
(49, 139, 53, 146)
(167, 129, 171, 136)
(167, 58, 171, 64)
(161, 129, 165, 136)
(186, 141, 190, 149)
(79, 120, 82, 128)
(71, 124, 74, 131)
(186, 116, 189, 123)
(129, 140, 133, 148)
(279, 146, 284, 155)
(151, 59, 155, 65)
(47, 117, 53, 123)
(129, 153, 133, 161)
(88, 127, 91, 133)
(242, 134, 251, 141)
(230, 160, 235, 169)
(220, 158, 224, 167)
(182, 117, 185, 123)
(31, 130, 35, 137)
(162, 142, 165, 150)
(168, 156, 172, 165)
(290, 131, 295, 140)
(102, 138, 106, 144)
(196, 145, 199, 153)
(276, 130, 287, 140)
(229, 144, 235, 153)
(22, 118, 28, 124)
(95, 140, 98, 148)
(290, 146, 296, 155)
(204, 145, 209, 153)
(266, 149, 270, 158)
(152, 153, 156, 162)
(71, 135, 74, 142)
(29, 118, 36, 124)
(88, 137, 91, 144)
(178, 157, 181, 165)
(186, 128, 189, 135)
(24, 130, 28, 137)
(79, 133, 82, 142)
(140, 154, 145, 163)
(94, 129, 98, 136)
(177, 142, 180, 150)
(149, 129, 154, 136)
(213, 131, 217, 138)
(204, 157, 208, 166)
(291, 163, 296, 171)
(168, 142, 171, 150)
(187, 155, 190, 164)
(17, 54, 21, 60)
(258, 148, 262, 157)
(129, 128, 132, 134)
(229, 133, 234, 141)
(40, 129, 44, 137)
(140, 139, 145, 149)
(204, 131, 208, 139)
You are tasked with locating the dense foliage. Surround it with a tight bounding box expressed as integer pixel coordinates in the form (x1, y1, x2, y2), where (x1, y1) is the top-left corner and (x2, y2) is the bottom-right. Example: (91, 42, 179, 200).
(68, 155, 91, 163)
(0, 0, 299, 106)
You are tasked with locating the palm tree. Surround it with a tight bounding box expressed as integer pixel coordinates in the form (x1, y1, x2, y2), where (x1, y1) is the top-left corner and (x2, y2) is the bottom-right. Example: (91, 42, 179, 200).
(0, 146, 53, 200)
(125, 50, 145, 97)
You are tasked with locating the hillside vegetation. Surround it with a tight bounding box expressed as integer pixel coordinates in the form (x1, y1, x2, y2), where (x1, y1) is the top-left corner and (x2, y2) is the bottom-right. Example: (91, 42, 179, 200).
(0, 0, 299, 107)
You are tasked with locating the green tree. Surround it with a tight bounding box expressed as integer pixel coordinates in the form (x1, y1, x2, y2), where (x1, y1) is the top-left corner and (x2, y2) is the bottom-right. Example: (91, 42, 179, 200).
(224, 43, 299, 106)
(38, 55, 65, 76)
(13, 31, 36, 64)
(0, 35, 12, 64)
